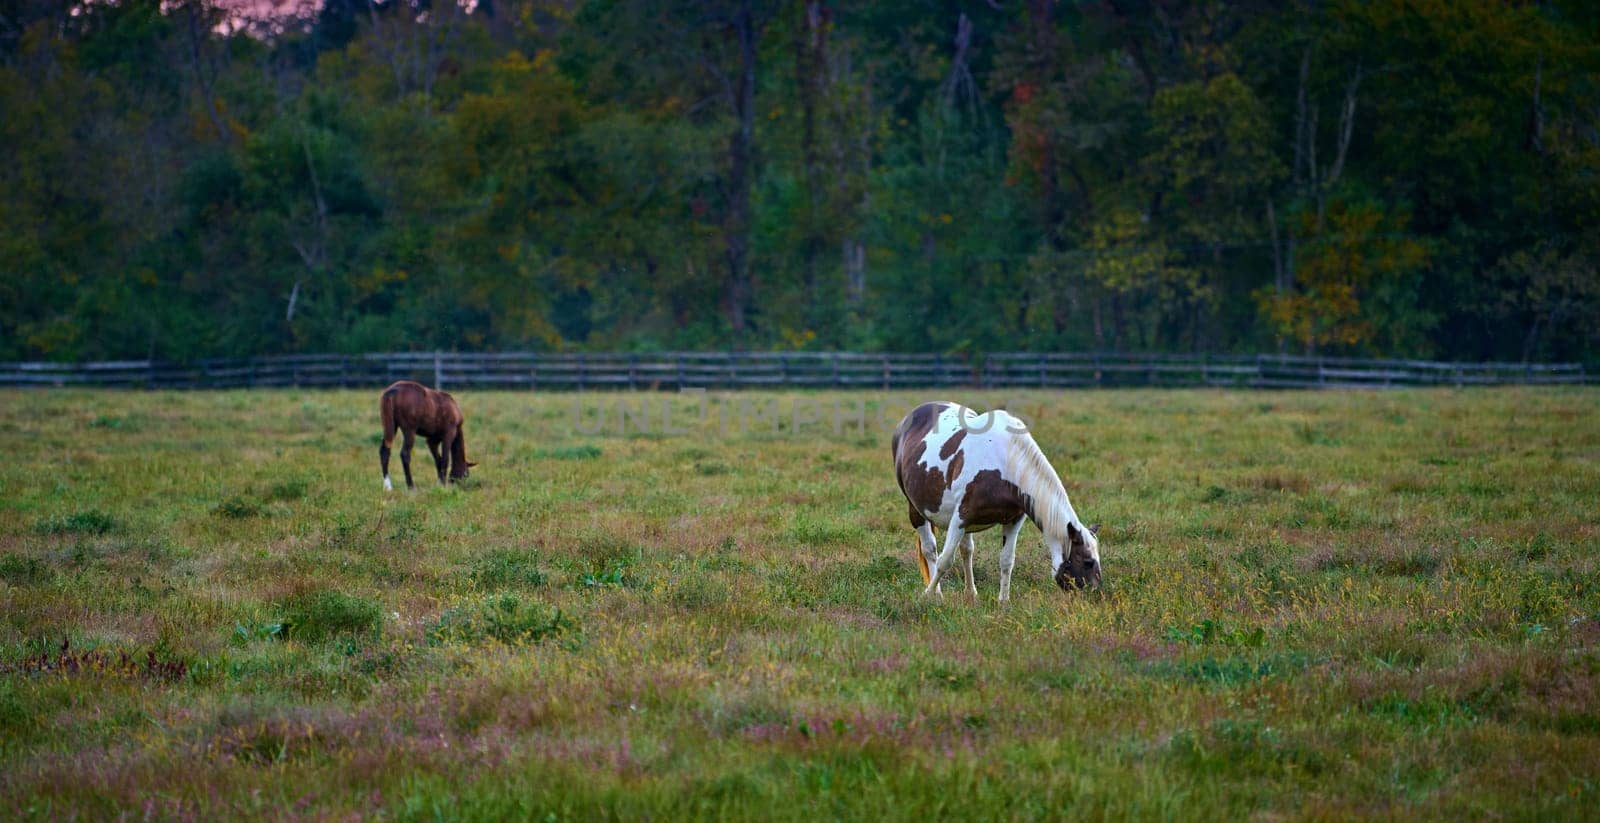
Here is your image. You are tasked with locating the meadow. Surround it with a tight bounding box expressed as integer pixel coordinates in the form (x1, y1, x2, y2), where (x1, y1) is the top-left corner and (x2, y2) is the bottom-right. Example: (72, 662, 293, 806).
(1, 387, 1597, 820)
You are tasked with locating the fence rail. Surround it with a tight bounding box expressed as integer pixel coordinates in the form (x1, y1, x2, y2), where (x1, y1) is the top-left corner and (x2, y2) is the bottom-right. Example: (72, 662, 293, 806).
(0, 352, 1590, 390)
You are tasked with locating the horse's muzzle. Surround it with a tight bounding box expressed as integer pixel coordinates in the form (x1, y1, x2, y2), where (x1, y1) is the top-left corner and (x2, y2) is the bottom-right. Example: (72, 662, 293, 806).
(1055, 564, 1102, 592)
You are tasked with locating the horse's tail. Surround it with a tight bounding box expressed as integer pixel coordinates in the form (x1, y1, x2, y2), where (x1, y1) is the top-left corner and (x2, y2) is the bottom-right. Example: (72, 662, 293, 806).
(379, 388, 398, 448)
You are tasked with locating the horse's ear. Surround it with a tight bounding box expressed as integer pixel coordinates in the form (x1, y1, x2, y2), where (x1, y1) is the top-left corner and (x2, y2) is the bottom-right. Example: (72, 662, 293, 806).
(1089, 523, 1101, 537)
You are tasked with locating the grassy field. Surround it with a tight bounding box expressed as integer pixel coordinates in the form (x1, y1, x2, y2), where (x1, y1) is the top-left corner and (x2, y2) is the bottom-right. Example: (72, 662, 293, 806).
(1, 388, 1597, 820)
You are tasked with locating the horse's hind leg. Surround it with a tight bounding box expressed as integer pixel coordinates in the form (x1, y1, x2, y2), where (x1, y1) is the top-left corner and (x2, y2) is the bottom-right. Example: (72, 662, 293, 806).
(924, 518, 967, 597)
(380, 423, 397, 492)
(915, 521, 940, 595)
(400, 430, 417, 489)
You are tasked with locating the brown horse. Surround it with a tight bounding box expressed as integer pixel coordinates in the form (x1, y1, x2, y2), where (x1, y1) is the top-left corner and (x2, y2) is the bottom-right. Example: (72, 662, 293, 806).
(379, 381, 476, 490)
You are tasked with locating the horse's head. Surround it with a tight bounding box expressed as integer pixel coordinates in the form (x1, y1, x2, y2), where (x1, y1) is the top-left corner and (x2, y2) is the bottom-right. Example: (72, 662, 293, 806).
(450, 427, 479, 479)
(1053, 522, 1102, 591)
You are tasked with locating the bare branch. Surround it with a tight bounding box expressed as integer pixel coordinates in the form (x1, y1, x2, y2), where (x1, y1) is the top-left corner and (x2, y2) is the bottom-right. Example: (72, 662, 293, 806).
(1327, 62, 1362, 186)
(1292, 44, 1312, 187)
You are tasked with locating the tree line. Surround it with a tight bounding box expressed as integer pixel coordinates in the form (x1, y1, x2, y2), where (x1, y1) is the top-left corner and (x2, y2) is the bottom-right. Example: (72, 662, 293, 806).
(2, 0, 1597, 362)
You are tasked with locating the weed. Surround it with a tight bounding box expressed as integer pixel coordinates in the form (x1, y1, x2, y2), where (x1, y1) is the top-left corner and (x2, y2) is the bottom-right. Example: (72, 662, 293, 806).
(470, 548, 548, 590)
(534, 445, 603, 460)
(34, 510, 118, 535)
(1164, 619, 1266, 648)
(427, 594, 575, 646)
(268, 478, 309, 501)
(214, 495, 262, 519)
(0, 554, 51, 585)
(279, 590, 382, 643)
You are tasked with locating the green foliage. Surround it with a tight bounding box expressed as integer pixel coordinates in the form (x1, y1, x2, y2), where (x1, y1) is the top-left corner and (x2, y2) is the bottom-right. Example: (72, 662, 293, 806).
(1, 0, 1593, 360)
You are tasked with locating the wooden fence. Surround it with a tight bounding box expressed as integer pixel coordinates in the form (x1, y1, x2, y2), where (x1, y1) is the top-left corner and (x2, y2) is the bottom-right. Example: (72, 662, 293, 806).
(0, 351, 1590, 390)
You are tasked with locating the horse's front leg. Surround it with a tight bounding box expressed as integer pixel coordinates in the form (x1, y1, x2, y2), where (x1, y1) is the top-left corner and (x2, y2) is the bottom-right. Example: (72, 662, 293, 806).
(960, 533, 978, 601)
(428, 437, 446, 484)
(439, 426, 459, 484)
(924, 518, 967, 598)
(997, 518, 1024, 603)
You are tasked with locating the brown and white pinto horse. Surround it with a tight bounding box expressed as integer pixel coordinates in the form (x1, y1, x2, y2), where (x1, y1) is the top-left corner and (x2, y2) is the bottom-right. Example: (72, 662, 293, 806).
(379, 380, 476, 490)
(892, 401, 1101, 601)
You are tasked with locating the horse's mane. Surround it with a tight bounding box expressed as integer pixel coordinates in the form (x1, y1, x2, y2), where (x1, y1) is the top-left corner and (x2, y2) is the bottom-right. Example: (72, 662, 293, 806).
(1003, 428, 1078, 540)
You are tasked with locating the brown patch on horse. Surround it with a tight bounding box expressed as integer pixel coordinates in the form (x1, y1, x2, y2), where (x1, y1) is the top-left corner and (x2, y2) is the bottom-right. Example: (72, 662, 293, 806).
(892, 402, 951, 524)
(890, 401, 946, 461)
(944, 449, 964, 490)
(899, 461, 948, 520)
(957, 469, 1028, 529)
(378, 381, 476, 488)
(939, 428, 966, 460)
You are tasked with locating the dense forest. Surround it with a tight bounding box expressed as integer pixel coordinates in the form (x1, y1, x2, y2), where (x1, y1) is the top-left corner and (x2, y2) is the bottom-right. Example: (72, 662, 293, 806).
(2, 0, 1597, 362)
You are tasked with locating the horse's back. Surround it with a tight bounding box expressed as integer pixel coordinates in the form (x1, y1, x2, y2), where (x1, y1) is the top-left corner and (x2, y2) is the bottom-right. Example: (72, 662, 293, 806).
(380, 381, 458, 431)
(892, 401, 1028, 530)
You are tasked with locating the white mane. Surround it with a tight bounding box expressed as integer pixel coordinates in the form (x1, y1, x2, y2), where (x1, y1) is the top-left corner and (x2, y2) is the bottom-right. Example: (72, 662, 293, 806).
(1003, 427, 1079, 541)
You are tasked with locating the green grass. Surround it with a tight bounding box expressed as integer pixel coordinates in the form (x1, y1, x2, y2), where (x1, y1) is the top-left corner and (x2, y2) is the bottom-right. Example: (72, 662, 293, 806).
(0, 388, 1597, 819)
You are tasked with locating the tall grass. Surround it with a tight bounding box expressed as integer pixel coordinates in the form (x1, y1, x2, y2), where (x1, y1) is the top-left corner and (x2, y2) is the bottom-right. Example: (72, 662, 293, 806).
(0, 388, 1596, 819)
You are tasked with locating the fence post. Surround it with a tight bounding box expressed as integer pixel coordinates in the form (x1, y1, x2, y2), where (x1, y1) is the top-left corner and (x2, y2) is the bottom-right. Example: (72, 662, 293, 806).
(882, 354, 890, 391)
(434, 353, 444, 390)
(832, 353, 840, 388)
(629, 353, 637, 391)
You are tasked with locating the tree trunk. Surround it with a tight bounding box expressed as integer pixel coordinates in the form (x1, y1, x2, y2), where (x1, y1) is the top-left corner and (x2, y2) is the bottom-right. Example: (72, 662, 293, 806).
(722, 0, 758, 337)
(843, 237, 865, 307)
(795, 1, 827, 318)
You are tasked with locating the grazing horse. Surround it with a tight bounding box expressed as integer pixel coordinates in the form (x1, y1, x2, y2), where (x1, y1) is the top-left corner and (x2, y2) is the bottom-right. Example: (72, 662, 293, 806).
(379, 381, 476, 490)
(892, 401, 1101, 601)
